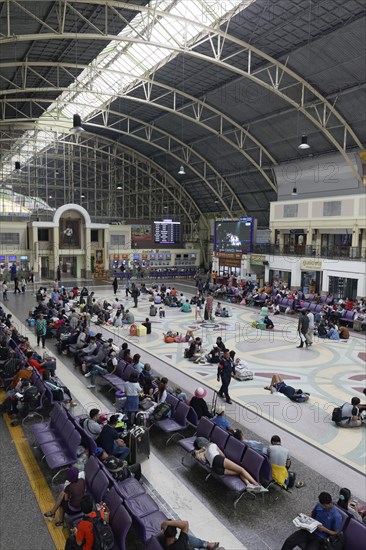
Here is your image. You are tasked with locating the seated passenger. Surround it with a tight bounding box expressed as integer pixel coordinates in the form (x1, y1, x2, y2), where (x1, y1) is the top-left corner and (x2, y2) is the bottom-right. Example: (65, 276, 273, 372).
(337, 487, 364, 521)
(172, 387, 187, 402)
(44, 467, 86, 527)
(205, 345, 221, 364)
(122, 310, 134, 324)
(212, 404, 230, 430)
(189, 387, 213, 419)
(142, 317, 152, 334)
(264, 374, 310, 402)
(338, 397, 362, 428)
(267, 435, 291, 488)
(326, 324, 340, 340)
(215, 302, 223, 316)
(149, 304, 157, 317)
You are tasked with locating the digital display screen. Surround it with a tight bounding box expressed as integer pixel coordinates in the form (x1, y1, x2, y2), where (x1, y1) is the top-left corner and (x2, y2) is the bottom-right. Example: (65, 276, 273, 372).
(149, 254, 155, 259)
(20, 256, 28, 260)
(154, 219, 181, 244)
(214, 219, 253, 253)
(9, 256, 17, 261)
(0, 256, 5, 261)
(133, 254, 140, 260)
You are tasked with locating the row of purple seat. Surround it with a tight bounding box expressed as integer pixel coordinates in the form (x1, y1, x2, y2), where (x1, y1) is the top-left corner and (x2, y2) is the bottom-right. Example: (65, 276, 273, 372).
(177, 416, 271, 509)
(84, 455, 168, 548)
(100, 359, 139, 392)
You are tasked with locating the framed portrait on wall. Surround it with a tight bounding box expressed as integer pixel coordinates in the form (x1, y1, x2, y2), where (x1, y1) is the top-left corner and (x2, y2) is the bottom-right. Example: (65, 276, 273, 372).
(59, 219, 80, 248)
(95, 248, 104, 266)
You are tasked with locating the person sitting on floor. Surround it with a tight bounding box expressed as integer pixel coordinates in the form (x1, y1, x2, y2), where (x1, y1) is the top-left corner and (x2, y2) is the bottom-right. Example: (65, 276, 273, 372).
(326, 324, 340, 341)
(337, 397, 362, 428)
(205, 345, 221, 364)
(212, 404, 230, 430)
(264, 374, 310, 402)
(215, 302, 223, 316)
(44, 467, 86, 527)
(263, 315, 274, 329)
(338, 326, 350, 340)
(161, 519, 220, 550)
(180, 299, 192, 313)
(189, 387, 213, 419)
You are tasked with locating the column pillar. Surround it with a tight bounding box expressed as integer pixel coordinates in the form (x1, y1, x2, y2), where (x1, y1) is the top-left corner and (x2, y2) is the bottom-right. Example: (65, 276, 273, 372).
(351, 225, 360, 258)
(306, 228, 313, 246)
(315, 231, 321, 257)
(85, 227, 91, 277)
(53, 227, 59, 279)
(361, 228, 366, 259)
(104, 228, 110, 272)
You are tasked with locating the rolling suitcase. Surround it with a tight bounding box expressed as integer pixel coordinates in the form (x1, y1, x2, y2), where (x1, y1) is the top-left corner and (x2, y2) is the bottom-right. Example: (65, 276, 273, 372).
(234, 360, 254, 381)
(128, 425, 150, 464)
(135, 410, 152, 429)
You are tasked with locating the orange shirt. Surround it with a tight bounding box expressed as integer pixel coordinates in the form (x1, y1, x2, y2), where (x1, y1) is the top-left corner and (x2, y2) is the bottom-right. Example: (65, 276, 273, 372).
(11, 369, 33, 388)
(28, 359, 45, 374)
(76, 510, 105, 550)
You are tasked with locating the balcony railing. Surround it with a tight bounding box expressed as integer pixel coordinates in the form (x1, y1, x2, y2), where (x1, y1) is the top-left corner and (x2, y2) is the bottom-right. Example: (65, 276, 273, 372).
(252, 244, 366, 260)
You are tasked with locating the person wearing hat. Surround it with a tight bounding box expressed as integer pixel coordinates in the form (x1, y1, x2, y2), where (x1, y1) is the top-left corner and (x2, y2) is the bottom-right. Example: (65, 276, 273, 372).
(161, 519, 221, 550)
(212, 405, 230, 431)
(189, 387, 213, 420)
(44, 467, 86, 526)
(94, 447, 142, 481)
(97, 414, 130, 460)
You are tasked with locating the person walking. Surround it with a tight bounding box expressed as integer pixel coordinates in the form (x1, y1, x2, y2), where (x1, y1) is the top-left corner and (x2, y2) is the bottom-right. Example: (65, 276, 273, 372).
(112, 275, 118, 295)
(217, 349, 235, 404)
(125, 277, 131, 298)
(35, 314, 47, 349)
(131, 283, 139, 308)
(13, 277, 21, 294)
(2, 281, 8, 301)
(306, 310, 314, 346)
(297, 309, 309, 348)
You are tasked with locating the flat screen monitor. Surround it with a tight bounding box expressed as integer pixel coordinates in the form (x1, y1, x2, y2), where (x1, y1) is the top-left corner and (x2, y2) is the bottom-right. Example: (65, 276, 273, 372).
(8, 255, 17, 261)
(149, 253, 155, 259)
(154, 219, 181, 244)
(0, 256, 5, 261)
(133, 254, 140, 260)
(158, 254, 164, 259)
(214, 218, 254, 253)
(176, 254, 181, 259)
(165, 253, 171, 259)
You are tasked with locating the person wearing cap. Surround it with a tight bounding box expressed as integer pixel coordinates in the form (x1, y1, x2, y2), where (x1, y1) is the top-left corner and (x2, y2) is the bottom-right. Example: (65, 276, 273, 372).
(161, 519, 220, 550)
(96, 414, 130, 460)
(94, 447, 141, 481)
(44, 467, 86, 526)
(212, 405, 230, 431)
(189, 387, 213, 419)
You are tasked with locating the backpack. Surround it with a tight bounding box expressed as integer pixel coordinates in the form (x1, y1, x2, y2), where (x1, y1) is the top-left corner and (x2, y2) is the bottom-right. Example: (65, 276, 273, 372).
(84, 510, 114, 550)
(153, 402, 171, 421)
(23, 386, 40, 407)
(331, 404, 347, 423)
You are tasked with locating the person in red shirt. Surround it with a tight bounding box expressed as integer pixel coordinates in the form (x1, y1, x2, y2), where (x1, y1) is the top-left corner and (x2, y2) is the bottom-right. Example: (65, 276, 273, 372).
(67, 494, 105, 550)
(26, 351, 46, 375)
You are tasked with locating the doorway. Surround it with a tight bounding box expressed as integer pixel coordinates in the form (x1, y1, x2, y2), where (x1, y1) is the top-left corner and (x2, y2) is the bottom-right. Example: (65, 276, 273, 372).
(40, 257, 49, 279)
(60, 256, 77, 278)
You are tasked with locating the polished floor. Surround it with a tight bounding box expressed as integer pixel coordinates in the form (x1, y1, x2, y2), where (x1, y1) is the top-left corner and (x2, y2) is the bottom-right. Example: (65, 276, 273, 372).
(1, 278, 365, 550)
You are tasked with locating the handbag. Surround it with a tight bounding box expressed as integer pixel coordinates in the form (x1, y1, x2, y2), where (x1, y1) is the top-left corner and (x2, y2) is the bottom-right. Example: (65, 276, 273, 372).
(140, 397, 154, 411)
(321, 532, 344, 550)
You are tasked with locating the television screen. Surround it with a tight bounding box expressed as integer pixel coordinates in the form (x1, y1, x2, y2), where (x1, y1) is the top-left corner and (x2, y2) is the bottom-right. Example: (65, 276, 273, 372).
(133, 254, 140, 260)
(165, 253, 171, 259)
(0, 256, 5, 261)
(158, 254, 164, 259)
(214, 219, 253, 253)
(149, 253, 155, 259)
(190, 253, 196, 258)
(154, 219, 181, 244)
(9, 255, 17, 261)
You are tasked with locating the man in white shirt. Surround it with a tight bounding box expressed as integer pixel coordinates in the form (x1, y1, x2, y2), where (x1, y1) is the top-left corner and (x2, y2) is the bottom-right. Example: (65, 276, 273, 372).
(306, 311, 315, 345)
(83, 409, 102, 440)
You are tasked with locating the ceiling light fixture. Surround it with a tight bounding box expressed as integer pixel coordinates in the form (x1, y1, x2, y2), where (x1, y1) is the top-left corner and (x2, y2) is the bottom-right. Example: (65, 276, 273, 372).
(70, 114, 84, 134)
(15, 161, 21, 172)
(298, 135, 310, 149)
(292, 187, 298, 196)
(178, 165, 185, 175)
(117, 185, 122, 190)
(80, 193, 85, 198)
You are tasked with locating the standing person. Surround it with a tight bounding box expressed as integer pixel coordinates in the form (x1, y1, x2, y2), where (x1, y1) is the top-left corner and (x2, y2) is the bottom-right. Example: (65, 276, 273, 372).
(2, 281, 8, 301)
(280, 492, 343, 550)
(195, 294, 204, 322)
(56, 265, 61, 282)
(124, 371, 142, 427)
(29, 266, 34, 283)
(297, 310, 309, 348)
(112, 275, 118, 295)
(217, 349, 235, 404)
(10, 263, 16, 281)
(204, 292, 214, 321)
(35, 314, 47, 349)
(13, 277, 21, 294)
(131, 283, 139, 308)
(21, 277, 27, 293)
(306, 310, 314, 346)
(125, 277, 131, 297)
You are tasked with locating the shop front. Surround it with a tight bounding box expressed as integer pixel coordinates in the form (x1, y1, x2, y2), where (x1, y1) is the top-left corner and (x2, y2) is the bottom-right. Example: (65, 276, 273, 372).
(214, 252, 242, 282)
(300, 259, 322, 294)
(328, 276, 358, 300)
(269, 269, 292, 288)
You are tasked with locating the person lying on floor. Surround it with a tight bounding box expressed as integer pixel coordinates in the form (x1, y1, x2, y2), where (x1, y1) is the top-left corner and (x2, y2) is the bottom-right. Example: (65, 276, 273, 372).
(161, 519, 220, 550)
(264, 374, 310, 402)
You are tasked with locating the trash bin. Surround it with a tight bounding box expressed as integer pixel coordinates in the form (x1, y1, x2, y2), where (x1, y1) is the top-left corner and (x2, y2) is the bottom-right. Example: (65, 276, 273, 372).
(353, 319, 362, 332)
(115, 390, 126, 412)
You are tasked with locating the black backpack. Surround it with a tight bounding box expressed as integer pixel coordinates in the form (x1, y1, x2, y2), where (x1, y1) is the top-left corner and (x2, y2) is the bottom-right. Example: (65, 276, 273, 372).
(84, 509, 114, 550)
(331, 403, 347, 423)
(153, 402, 171, 421)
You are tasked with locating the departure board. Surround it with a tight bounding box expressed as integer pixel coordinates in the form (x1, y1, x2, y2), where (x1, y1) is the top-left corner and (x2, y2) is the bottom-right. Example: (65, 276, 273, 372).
(154, 220, 181, 244)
